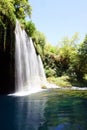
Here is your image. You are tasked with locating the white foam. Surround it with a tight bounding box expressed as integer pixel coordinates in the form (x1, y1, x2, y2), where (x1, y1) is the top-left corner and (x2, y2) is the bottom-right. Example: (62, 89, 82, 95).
(8, 88, 43, 97)
(71, 86, 87, 90)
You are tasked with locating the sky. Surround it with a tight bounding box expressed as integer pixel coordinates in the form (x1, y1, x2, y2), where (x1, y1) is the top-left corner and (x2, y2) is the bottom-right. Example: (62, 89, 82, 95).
(29, 0, 87, 45)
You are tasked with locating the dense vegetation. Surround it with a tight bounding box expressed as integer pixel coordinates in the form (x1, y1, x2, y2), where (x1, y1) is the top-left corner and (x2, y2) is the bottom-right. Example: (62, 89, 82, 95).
(44, 34, 87, 87)
(0, 0, 87, 93)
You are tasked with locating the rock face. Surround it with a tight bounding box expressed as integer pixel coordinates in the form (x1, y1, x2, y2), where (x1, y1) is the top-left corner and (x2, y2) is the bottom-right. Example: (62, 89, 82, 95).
(0, 21, 15, 94)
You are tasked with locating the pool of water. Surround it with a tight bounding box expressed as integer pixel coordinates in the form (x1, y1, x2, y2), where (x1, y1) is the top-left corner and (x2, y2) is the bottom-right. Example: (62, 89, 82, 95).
(0, 89, 87, 130)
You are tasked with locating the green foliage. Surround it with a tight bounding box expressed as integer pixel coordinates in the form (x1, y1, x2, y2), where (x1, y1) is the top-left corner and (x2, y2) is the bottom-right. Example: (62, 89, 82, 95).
(68, 35, 87, 80)
(0, 0, 32, 26)
(43, 53, 57, 77)
(47, 76, 72, 87)
(44, 43, 58, 55)
(32, 30, 46, 57)
(78, 35, 87, 62)
(14, 0, 32, 20)
(33, 30, 46, 47)
(0, 0, 16, 24)
(45, 68, 56, 77)
(44, 34, 79, 77)
(25, 21, 36, 37)
(44, 33, 87, 85)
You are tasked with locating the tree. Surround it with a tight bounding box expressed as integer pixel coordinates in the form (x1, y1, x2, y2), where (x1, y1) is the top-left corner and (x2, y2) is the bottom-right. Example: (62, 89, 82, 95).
(44, 43, 58, 55)
(0, 0, 32, 26)
(32, 30, 46, 57)
(25, 21, 36, 37)
(56, 35, 78, 76)
(14, 0, 32, 20)
(0, 0, 15, 25)
(44, 34, 79, 77)
(69, 35, 87, 81)
(77, 35, 87, 79)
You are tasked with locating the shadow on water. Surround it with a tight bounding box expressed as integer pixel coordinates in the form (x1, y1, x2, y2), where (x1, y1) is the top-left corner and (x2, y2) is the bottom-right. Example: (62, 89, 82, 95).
(0, 89, 87, 130)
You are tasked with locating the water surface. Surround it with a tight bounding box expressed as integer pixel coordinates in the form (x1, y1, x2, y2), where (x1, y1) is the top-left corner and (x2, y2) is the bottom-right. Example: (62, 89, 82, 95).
(0, 89, 87, 130)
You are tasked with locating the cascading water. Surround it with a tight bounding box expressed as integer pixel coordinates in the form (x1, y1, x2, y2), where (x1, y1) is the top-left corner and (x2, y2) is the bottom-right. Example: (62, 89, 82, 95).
(15, 21, 46, 94)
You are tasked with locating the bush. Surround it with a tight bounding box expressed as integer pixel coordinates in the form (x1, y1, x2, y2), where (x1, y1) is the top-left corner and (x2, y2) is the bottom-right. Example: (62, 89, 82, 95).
(47, 76, 72, 87)
(45, 68, 56, 77)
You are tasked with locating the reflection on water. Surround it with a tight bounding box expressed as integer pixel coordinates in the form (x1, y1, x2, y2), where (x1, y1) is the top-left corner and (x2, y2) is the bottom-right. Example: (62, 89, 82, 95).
(0, 89, 87, 130)
(15, 96, 46, 130)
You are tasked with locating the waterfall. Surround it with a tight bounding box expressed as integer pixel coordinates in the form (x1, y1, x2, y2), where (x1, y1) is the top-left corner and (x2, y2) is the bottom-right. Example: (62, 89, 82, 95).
(15, 21, 46, 93)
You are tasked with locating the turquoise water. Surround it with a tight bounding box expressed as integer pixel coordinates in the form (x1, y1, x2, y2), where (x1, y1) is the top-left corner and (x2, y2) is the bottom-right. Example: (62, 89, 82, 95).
(0, 89, 87, 130)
